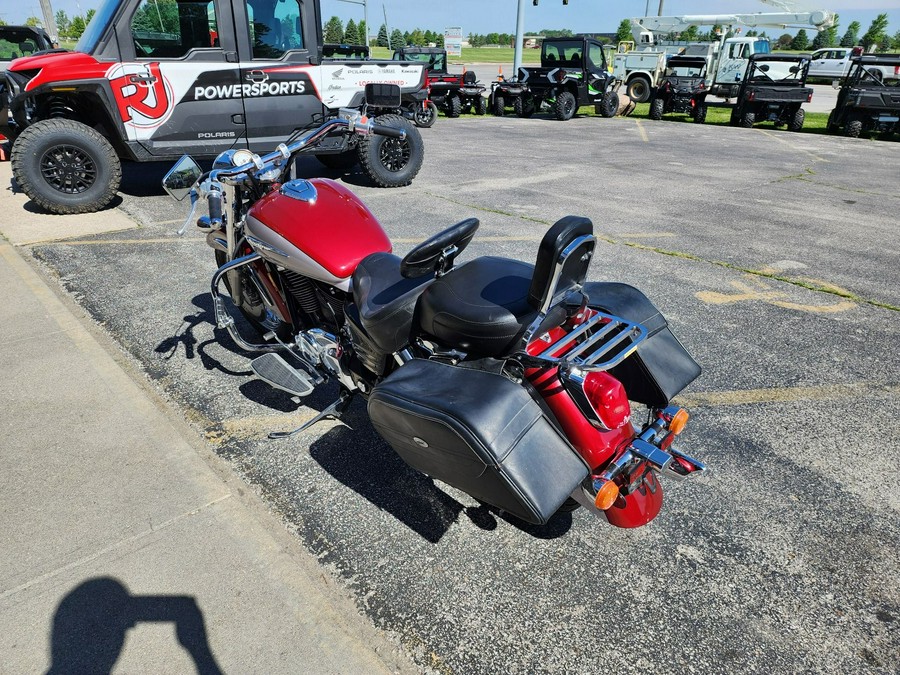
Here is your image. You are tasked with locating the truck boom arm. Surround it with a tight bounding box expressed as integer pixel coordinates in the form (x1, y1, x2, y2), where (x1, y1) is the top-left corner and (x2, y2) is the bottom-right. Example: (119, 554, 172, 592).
(632, 11, 835, 44)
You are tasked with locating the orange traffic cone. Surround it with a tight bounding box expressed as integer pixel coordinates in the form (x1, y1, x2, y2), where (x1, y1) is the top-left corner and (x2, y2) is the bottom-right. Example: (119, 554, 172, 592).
(498, 66, 503, 81)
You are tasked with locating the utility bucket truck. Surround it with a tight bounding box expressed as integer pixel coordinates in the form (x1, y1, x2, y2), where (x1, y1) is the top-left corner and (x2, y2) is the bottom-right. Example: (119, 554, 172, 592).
(617, 8, 834, 101)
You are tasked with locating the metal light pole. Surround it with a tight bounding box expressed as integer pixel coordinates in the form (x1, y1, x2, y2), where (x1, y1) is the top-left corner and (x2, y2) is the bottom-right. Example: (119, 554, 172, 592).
(336, 0, 368, 45)
(39, 0, 58, 43)
(513, 0, 525, 78)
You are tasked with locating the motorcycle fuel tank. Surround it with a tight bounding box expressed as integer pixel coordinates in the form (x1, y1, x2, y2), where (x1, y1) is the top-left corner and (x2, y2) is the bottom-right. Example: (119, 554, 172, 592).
(245, 178, 391, 289)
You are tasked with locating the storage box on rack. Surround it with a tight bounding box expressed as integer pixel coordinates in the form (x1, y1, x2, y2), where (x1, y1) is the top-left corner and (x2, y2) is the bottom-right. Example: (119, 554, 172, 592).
(368, 359, 589, 524)
(583, 282, 701, 407)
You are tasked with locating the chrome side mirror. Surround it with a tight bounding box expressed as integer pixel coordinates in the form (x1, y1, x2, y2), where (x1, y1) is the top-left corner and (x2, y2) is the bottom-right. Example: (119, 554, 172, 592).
(162, 155, 202, 201)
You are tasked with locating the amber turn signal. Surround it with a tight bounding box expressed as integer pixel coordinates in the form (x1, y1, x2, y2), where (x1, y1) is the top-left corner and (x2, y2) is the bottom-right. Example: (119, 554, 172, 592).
(594, 479, 620, 510)
(669, 408, 689, 436)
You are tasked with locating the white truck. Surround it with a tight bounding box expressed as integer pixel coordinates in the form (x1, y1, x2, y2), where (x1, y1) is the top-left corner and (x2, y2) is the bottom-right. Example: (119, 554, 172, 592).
(616, 7, 835, 102)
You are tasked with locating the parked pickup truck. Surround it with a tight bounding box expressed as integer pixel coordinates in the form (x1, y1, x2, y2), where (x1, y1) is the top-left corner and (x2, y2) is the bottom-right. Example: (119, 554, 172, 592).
(2, 0, 426, 214)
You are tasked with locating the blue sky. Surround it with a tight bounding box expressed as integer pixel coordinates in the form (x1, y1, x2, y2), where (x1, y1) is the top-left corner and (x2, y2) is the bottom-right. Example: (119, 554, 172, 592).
(4, 0, 898, 38)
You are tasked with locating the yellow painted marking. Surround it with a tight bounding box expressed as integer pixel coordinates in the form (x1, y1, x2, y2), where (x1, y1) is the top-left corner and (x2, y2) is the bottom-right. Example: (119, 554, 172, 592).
(696, 274, 855, 314)
(755, 128, 828, 163)
(676, 383, 898, 408)
(635, 119, 649, 143)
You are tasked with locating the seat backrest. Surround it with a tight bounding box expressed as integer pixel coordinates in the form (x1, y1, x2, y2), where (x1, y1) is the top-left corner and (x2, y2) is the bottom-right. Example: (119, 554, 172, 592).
(463, 70, 476, 84)
(527, 216, 595, 313)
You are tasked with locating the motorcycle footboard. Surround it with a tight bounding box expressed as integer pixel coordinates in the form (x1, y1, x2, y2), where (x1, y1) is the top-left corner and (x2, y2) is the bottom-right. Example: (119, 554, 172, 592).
(583, 282, 701, 407)
(368, 359, 588, 524)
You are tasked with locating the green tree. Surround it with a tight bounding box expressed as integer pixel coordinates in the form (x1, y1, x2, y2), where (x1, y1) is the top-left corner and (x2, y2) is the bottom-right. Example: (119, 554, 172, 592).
(323, 16, 343, 43)
(132, 0, 178, 34)
(409, 28, 425, 46)
(790, 29, 809, 50)
(389, 28, 403, 49)
(69, 15, 86, 39)
(377, 23, 389, 48)
(343, 18, 358, 44)
(861, 13, 889, 51)
(24, 16, 42, 27)
(434, 33, 444, 48)
(85, 8, 96, 24)
(840, 21, 860, 47)
(680, 26, 699, 41)
(55, 10, 70, 38)
(892, 29, 900, 50)
(615, 19, 632, 43)
(357, 20, 367, 46)
(776, 33, 793, 50)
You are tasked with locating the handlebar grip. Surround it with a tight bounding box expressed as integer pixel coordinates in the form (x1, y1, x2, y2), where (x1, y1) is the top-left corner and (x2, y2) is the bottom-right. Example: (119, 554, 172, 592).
(208, 191, 223, 224)
(372, 124, 406, 140)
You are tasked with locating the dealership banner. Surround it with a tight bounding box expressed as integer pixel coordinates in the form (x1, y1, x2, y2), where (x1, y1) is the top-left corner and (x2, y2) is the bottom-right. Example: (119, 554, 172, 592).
(445, 27, 463, 56)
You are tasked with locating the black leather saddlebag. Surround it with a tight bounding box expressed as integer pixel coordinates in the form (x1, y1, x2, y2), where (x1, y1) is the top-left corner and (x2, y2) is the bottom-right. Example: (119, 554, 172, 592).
(583, 282, 701, 407)
(368, 359, 589, 524)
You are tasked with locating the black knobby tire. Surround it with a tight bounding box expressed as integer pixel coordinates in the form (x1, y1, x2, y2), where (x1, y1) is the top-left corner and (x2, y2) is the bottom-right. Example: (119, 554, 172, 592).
(447, 95, 462, 118)
(554, 91, 577, 121)
(414, 101, 438, 128)
(214, 249, 290, 339)
(492, 93, 505, 116)
(473, 95, 487, 116)
(649, 98, 664, 121)
(599, 92, 619, 118)
(845, 119, 862, 138)
(316, 150, 359, 170)
(626, 77, 651, 103)
(357, 114, 424, 188)
(693, 103, 707, 124)
(513, 96, 534, 118)
(11, 118, 121, 215)
(740, 111, 756, 128)
(788, 108, 805, 132)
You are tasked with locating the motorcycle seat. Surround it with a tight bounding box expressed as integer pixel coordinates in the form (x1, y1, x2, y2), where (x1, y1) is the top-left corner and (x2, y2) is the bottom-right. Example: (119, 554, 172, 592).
(352, 252, 434, 354)
(416, 256, 537, 357)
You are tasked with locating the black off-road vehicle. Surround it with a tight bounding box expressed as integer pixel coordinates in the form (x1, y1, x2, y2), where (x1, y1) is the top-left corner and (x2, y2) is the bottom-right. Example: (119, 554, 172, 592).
(648, 55, 708, 123)
(392, 47, 487, 117)
(490, 78, 529, 117)
(827, 54, 900, 138)
(2, 0, 427, 214)
(517, 37, 618, 121)
(721, 53, 812, 131)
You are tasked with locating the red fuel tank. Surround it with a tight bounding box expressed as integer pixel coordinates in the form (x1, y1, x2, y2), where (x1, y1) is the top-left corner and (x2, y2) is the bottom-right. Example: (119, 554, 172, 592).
(246, 178, 391, 285)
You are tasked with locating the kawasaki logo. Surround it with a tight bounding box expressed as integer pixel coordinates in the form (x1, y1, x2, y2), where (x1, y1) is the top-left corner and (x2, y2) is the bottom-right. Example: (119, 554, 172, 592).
(193, 81, 307, 99)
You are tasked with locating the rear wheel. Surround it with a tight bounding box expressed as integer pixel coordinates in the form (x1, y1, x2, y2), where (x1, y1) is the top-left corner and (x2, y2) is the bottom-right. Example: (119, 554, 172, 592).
(473, 95, 487, 115)
(740, 111, 756, 128)
(11, 118, 121, 214)
(626, 76, 651, 103)
(413, 101, 437, 128)
(447, 94, 462, 118)
(513, 95, 533, 118)
(788, 108, 805, 132)
(492, 93, 505, 116)
(648, 98, 664, 120)
(598, 91, 619, 118)
(693, 103, 707, 124)
(357, 114, 424, 188)
(844, 119, 862, 138)
(554, 91, 577, 121)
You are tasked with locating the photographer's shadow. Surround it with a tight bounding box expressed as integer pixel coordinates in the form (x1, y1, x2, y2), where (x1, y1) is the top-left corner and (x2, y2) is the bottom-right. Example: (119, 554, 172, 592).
(47, 577, 222, 675)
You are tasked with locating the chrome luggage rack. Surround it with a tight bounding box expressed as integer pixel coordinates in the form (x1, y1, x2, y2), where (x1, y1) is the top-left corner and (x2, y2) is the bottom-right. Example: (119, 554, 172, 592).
(525, 310, 648, 372)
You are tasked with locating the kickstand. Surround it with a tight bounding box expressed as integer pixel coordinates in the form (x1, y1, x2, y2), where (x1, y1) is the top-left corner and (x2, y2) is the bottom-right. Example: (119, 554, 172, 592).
(268, 391, 353, 439)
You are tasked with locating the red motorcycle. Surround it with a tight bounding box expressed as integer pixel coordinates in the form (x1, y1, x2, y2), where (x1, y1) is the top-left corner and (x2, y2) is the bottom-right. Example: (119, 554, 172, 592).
(163, 91, 705, 528)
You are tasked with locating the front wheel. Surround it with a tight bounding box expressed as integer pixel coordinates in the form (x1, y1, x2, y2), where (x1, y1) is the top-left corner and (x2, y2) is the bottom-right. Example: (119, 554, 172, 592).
(414, 101, 438, 128)
(788, 108, 805, 132)
(648, 98, 664, 121)
(492, 93, 505, 116)
(473, 95, 487, 116)
(554, 91, 577, 121)
(357, 114, 424, 188)
(11, 118, 121, 214)
(844, 119, 862, 138)
(693, 103, 707, 124)
(598, 92, 619, 118)
(740, 111, 756, 128)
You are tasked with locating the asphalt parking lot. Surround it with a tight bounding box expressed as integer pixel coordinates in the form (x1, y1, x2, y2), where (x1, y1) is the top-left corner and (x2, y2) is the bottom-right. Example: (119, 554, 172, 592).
(18, 113, 900, 673)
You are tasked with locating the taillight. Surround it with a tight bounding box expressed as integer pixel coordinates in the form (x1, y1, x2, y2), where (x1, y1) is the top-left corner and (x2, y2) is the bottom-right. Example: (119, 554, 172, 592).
(698, 81, 705, 89)
(807, 92, 813, 102)
(748, 91, 756, 101)
(582, 371, 631, 430)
